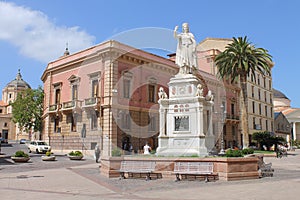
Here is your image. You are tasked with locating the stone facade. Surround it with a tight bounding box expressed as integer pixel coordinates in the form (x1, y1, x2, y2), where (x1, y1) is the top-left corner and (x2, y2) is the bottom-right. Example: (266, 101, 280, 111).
(0, 70, 31, 141)
(274, 112, 291, 142)
(273, 88, 300, 143)
(198, 38, 274, 148)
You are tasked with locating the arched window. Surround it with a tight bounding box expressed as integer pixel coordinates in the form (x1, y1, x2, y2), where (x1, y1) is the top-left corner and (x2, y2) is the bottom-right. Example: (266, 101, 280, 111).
(185, 104, 189, 112)
(174, 105, 178, 112)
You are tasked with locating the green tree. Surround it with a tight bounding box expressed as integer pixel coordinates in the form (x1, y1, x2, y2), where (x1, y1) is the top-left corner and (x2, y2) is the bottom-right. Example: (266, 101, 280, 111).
(252, 131, 285, 151)
(11, 86, 44, 135)
(215, 36, 272, 148)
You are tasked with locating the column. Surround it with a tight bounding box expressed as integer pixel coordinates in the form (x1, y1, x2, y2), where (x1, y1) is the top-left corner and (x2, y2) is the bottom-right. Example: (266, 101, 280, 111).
(159, 107, 166, 136)
(293, 122, 297, 141)
(199, 106, 204, 136)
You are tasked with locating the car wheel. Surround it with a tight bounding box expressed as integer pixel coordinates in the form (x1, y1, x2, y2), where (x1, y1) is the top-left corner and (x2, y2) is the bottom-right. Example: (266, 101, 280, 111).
(36, 149, 39, 154)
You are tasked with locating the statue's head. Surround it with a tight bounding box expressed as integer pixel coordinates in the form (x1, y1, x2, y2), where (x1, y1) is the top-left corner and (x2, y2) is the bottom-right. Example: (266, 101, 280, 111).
(182, 23, 189, 33)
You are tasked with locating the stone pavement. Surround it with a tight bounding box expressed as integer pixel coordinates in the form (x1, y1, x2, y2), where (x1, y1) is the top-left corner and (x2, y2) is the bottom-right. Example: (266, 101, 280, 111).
(1, 150, 300, 200)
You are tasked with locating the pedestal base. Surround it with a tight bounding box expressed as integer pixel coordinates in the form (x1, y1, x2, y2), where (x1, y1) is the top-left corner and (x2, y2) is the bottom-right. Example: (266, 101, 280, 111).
(156, 148, 208, 157)
(156, 136, 210, 157)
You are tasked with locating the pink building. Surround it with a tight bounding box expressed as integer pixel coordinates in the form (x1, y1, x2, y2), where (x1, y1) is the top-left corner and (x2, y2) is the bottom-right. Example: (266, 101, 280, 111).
(196, 46, 241, 149)
(41, 39, 241, 157)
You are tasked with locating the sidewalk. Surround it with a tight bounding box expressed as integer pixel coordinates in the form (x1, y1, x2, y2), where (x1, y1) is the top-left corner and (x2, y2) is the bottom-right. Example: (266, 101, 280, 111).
(1, 150, 300, 200)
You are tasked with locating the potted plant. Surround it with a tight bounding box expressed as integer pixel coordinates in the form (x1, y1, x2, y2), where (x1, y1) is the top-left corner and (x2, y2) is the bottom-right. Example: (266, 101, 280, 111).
(68, 150, 83, 160)
(41, 151, 56, 161)
(11, 150, 30, 162)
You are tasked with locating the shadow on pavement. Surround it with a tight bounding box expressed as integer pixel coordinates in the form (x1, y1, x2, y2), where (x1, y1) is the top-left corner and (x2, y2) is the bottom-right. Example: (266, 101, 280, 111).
(0, 155, 15, 165)
(0, 143, 13, 147)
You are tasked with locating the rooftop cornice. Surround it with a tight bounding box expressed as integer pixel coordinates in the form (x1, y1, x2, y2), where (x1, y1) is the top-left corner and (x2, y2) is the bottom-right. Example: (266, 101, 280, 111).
(41, 40, 178, 80)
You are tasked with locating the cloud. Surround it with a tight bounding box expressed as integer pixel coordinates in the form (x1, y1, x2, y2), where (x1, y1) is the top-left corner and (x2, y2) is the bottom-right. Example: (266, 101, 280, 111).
(0, 2, 95, 63)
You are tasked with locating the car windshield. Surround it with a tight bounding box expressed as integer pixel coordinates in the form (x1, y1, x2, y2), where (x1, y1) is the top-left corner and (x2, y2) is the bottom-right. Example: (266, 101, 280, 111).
(37, 142, 47, 145)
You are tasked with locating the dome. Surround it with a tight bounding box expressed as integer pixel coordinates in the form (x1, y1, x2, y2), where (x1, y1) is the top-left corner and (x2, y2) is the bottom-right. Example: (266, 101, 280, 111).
(273, 88, 289, 99)
(6, 69, 31, 89)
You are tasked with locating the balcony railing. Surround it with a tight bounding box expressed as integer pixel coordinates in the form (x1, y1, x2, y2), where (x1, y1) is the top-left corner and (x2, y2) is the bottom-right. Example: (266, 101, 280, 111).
(48, 104, 61, 113)
(82, 97, 100, 109)
(61, 100, 82, 111)
(226, 114, 240, 121)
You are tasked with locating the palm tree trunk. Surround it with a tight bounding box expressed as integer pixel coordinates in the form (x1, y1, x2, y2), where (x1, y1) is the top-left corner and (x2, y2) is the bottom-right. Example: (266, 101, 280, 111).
(240, 75, 249, 148)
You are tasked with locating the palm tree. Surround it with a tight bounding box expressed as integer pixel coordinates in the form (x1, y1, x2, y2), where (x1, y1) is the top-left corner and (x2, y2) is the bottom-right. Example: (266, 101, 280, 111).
(215, 36, 272, 148)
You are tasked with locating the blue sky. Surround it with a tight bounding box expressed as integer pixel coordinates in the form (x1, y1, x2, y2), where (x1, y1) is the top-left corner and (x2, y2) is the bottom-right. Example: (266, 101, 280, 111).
(0, 0, 299, 107)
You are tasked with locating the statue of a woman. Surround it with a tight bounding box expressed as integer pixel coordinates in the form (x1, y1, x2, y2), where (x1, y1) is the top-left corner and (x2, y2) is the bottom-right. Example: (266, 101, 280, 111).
(174, 23, 198, 74)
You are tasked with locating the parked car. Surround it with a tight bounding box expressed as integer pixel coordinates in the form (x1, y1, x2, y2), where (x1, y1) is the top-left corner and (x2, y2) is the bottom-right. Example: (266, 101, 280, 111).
(28, 141, 51, 154)
(19, 139, 27, 144)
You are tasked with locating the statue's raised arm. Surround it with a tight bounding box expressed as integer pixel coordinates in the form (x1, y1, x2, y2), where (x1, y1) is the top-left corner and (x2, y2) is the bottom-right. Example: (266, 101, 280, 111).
(174, 25, 179, 38)
(174, 23, 198, 74)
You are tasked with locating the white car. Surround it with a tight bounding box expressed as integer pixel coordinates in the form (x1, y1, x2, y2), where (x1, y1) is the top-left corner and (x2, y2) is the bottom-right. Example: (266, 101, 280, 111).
(28, 141, 51, 154)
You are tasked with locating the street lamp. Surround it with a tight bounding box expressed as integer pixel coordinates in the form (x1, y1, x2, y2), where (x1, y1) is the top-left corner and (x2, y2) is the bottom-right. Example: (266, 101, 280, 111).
(219, 104, 226, 156)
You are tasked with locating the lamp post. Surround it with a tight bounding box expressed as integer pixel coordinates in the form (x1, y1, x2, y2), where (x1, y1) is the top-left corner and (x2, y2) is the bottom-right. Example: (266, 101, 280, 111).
(219, 104, 226, 156)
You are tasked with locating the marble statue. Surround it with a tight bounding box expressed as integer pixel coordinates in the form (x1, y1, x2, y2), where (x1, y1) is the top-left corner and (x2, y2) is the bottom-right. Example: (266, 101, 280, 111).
(195, 83, 203, 97)
(158, 87, 168, 99)
(206, 90, 214, 102)
(156, 22, 215, 157)
(174, 23, 198, 74)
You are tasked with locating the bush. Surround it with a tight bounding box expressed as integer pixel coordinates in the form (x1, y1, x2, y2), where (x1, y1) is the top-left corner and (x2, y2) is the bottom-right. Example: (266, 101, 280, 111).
(69, 151, 83, 156)
(242, 148, 254, 155)
(14, 150, 29, 158)
(111, 148, 121, 157)
(291, 140, 300, 148)
(45, 151, 52, 156)
(226, 149, 243, 157)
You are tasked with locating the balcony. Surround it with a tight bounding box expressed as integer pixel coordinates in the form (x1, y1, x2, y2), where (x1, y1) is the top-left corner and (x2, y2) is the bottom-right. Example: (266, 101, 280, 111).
(226, 114, 240, 123)
(82, 97, 100, 110)
(61, 100, 82, 112)
(48, 104, 61, 114)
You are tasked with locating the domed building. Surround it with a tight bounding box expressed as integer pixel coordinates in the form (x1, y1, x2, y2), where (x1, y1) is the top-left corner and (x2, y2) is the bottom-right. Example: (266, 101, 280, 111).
(273, 88, 291, 112)
(0, 70, 31, 142)
(273, 88, 300, 145)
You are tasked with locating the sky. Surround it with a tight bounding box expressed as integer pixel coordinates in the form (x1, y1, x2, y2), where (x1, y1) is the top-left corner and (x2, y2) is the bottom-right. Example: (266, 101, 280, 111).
(0, 0, 299, 107)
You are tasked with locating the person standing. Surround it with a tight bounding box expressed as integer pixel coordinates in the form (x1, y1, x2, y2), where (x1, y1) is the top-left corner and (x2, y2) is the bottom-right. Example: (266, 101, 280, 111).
(95, 144, 100, 163)
(143, 143, 152, 155)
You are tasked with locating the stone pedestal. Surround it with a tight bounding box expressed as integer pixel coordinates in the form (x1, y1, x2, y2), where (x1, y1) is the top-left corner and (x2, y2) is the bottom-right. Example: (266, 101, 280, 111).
(156, 73, 215, 157)
(99, 156, 260, 181)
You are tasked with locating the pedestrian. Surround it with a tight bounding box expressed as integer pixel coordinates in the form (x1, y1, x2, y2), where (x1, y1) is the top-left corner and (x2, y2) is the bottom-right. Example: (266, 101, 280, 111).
(129, 143, 133, 154)
(95, 144, 100, 163)
(143, 143, 151, 155)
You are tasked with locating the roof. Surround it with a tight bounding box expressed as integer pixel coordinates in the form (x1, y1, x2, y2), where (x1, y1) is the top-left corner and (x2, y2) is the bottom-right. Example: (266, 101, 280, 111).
(273, 88, 289, 99)
(197, 38, 232, 52)
(285, 108, 300, 119)
(41, 40, 178, 80)
(6, 69, 31, 89)
(0, 100, 8, 107)
(274, 112, 280, 119)
(281, 108, 297, 115)
(197, 37, 274, 67)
